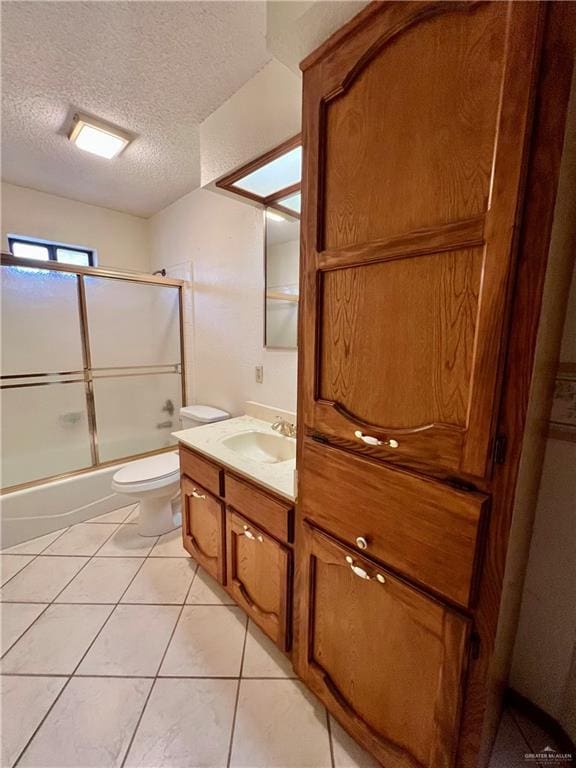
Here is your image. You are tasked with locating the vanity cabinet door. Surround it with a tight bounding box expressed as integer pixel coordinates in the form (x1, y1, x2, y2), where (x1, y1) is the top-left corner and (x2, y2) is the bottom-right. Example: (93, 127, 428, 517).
(226, 509, 292, 651)
(181, 476, 225, 583)
(294, 524, 470, 768)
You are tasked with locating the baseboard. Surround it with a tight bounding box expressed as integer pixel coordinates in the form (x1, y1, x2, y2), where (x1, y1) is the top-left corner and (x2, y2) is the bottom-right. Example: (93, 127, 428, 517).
(504, 688, 576, 755)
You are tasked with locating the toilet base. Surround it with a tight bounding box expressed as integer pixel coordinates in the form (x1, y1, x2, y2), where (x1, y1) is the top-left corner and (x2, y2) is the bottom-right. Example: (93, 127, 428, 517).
(137, 495, 179, 537)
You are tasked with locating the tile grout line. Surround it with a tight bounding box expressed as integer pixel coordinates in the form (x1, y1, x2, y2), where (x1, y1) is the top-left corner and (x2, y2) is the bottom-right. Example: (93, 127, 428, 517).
(227, 612, 250, 768)
(7, 512, 162, 767)
(0, 519, 111, 659)
(0, 522, 73, 590)
(120, 556, 201, 767)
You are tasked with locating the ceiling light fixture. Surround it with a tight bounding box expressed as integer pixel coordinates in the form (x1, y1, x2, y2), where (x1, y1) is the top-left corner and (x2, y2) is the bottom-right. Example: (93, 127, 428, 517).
(68, 113, 131, 159)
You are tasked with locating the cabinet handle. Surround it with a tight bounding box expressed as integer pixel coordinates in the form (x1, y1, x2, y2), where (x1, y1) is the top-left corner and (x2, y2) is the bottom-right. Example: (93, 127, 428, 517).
(354, 430, 399, 449)
(345, 555, 386, 584)
(191, 489, 206, 499)
(243, 525, 264, 543)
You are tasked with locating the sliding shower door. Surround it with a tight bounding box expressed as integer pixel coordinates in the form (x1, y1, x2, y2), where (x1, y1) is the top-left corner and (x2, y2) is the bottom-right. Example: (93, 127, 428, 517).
(1, 258, 185, 491)
(84, 277, 183, 463)
(1, 266, 93, 487)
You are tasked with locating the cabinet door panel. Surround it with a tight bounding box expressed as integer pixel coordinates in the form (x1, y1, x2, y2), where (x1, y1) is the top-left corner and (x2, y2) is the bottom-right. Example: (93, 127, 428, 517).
(301, 1, 544, 480)
(295, 525, 470, 768)
(181, 476, 225, 583)
(227, 509, 291, 650)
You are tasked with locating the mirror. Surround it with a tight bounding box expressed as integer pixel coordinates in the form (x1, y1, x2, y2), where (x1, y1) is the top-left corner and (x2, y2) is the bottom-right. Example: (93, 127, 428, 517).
(265, 209, 300, 349)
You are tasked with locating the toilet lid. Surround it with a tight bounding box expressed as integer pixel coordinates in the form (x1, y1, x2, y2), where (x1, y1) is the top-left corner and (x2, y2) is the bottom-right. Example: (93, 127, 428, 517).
(113, 452, 179, 485)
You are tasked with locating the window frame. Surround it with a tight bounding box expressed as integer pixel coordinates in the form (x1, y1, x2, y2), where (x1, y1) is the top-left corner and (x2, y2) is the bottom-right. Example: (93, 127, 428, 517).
(215, 134, 301, 219)
(8, 236, 95, 267)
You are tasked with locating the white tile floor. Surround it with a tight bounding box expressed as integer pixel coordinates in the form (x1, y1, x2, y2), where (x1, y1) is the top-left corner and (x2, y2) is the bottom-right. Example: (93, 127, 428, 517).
(0, 504, 564, 767)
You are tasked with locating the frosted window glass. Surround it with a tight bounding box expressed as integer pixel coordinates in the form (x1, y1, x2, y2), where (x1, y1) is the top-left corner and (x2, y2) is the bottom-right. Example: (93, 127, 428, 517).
(1, 266, 84, 375)
(93, 374, 182, 462)
(1, 382, 92, 488)
(84, 277, 180, 368)
(278, 192, 301, 214)
(56, 248, 91, 266)
(11, 242, 50, 260)
(232, 147, 302, 197)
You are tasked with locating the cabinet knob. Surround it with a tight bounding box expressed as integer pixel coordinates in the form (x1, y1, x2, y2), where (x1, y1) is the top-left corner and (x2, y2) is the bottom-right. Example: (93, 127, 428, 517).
(356, 536, 368, 550)
(354, 430, 399, 449)
(191, 488, 206, 499)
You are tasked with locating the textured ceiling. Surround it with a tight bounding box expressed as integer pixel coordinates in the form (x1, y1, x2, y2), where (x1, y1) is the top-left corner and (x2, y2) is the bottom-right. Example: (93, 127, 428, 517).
(1, 1, 271, 217)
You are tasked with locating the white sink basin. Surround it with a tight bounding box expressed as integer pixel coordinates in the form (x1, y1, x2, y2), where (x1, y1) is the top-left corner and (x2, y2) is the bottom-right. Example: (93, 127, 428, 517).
(221, 431, 296, 464)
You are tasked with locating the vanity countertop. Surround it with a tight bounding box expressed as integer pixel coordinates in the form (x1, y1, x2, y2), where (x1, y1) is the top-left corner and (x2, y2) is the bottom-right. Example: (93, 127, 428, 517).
(172, 415, 296, 502)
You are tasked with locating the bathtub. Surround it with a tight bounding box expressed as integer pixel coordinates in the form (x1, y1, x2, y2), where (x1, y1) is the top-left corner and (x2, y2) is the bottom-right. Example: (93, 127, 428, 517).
(0, 462, 135, 548)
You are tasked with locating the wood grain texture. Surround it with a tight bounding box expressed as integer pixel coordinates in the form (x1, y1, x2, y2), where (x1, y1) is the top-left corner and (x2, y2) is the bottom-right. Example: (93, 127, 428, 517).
(180, 446, 223, 498)
(299, 0, 545, 481)
(225, 473, 293, 544)
(294, 524, 470, 768)
(300, 439, 488, 608)
(294, 2, 564, 767)
(456, 6, 576, 766)
(226, 509, 291, 650)
(322, 3, 505, 250)
(181, 476, 226, 583)
(320, 247, 483, 430)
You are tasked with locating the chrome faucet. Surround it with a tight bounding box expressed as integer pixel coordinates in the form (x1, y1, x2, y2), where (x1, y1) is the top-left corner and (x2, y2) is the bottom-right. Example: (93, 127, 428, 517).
(271, 419, 297, 438)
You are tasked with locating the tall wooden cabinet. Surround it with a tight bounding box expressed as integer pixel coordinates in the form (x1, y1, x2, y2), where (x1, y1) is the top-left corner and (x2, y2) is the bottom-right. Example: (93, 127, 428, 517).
(295, 2, 575, 767)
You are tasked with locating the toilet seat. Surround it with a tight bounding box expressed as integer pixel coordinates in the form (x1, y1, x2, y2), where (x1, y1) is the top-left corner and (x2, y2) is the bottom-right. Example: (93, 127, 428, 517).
(112, 452, 180, 495)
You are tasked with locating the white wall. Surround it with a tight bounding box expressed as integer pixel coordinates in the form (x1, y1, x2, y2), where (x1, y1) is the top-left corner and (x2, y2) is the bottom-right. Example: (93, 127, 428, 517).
(510, 268, 576, 739)
(1, 182, 151, 272)
(199, 59, 302, 188)
(149, 187, 297, 415)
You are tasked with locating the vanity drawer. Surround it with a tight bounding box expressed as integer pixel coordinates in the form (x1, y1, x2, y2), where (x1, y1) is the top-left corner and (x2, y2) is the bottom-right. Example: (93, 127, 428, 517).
(225, 473, 293, 544)
(226, 509, 292, 651)
(300, 439, 489, 608)
(180, 446, 223, 498)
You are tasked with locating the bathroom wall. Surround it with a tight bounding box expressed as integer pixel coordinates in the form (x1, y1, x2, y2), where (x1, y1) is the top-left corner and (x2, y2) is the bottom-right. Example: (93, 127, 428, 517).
(199, 59, 301, 188)
(1, 182, 151, 272)
(510, 266, 576, 740)
(148, 187, 298, 415)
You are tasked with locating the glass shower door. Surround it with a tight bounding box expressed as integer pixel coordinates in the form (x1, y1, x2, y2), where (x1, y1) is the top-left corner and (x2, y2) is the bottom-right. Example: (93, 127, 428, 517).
(1, 265, 93, 486)
(84, 276, 183, 463)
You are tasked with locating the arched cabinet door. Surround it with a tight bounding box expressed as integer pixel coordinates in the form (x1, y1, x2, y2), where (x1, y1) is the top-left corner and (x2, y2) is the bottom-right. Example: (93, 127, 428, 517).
(300, 0, 545, 481)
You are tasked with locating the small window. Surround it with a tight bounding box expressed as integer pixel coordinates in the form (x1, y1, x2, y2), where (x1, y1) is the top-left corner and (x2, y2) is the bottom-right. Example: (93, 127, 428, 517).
(216, 135, 301, 219)
(8, 237, 94, 267)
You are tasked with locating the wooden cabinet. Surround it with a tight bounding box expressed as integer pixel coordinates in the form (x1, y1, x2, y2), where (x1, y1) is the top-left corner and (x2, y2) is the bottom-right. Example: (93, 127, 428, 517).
(295, 525, 470, 768)
(225, 474, 293, 543)
(300, 0, 544, 483)
(179, 445, 294, 652)
(295, 2, 574, 767)
(226, 509, 292, 650)
(300, 439, 488, 608)
(181, 475, 225, 583)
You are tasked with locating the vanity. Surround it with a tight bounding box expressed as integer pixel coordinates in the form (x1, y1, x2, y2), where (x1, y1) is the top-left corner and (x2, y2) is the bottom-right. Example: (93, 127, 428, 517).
(174, 415, 296, 653)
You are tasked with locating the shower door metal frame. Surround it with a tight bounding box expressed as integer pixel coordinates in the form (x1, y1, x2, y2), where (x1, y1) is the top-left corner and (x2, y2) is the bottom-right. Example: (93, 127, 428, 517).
(0, 252, 187, 494)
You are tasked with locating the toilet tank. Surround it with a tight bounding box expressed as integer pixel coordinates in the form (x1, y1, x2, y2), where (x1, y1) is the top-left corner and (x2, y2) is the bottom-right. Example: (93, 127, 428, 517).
(179, 404, 230, 430)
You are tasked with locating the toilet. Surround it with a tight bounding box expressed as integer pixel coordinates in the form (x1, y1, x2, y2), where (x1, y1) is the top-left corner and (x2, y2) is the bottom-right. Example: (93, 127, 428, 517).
(111, 404, 230, 536)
